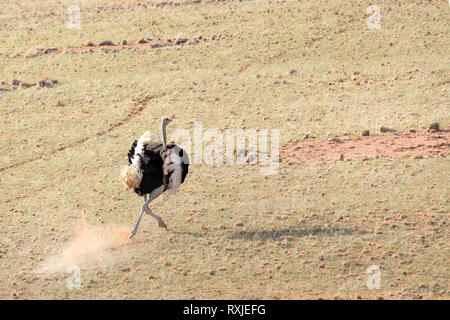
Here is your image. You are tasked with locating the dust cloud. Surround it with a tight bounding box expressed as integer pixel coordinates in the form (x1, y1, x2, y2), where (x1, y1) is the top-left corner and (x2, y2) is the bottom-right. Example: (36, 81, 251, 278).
(36, 211, 132, 273)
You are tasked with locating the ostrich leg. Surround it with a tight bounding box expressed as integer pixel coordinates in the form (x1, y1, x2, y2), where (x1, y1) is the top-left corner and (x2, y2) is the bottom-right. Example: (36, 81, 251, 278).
(128, 195, 148, 239)
(128, 186, 166, 239)
(145, 207, 167, 230)
(143, 186, 167, 229)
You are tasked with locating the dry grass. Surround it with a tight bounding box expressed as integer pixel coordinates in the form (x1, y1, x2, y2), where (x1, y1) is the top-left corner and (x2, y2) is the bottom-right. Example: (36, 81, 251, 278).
(0, 0, 448, 299)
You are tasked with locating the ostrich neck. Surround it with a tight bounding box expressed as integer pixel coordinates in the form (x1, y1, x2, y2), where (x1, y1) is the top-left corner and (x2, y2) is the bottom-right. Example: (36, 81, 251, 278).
(161, 122, 168, 146)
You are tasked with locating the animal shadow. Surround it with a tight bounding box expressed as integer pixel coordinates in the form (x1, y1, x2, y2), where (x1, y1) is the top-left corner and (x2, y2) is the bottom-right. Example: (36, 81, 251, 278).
(228, 226, 364, 242)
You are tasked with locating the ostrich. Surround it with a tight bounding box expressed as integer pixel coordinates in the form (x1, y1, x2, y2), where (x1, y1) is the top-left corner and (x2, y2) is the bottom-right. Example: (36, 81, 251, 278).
(120, 117, 189, 239)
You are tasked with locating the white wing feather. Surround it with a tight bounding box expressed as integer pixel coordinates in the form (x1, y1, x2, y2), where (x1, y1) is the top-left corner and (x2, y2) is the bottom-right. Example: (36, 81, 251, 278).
(138, 131, 163, 151)
(164, 150, 183, 195)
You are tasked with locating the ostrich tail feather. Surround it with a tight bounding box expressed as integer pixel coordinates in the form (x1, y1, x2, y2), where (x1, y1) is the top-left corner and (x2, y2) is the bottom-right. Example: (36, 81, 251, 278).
(120, 165, 142, 189)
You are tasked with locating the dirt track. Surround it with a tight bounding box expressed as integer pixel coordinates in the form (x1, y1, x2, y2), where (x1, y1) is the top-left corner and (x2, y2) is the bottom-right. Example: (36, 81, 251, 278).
(281, 130, 450, 163)
(0, 93, 164, 174)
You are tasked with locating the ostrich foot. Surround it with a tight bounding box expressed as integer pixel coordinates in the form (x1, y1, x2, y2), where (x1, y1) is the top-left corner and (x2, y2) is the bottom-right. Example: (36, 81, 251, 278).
(128, 227, 138, 240)
(158, 219, 168, 229)
(144, 206, 168, 230)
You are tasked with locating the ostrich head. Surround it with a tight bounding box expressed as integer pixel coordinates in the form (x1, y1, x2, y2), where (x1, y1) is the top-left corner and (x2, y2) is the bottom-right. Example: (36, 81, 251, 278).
(161, 116, 172, 127)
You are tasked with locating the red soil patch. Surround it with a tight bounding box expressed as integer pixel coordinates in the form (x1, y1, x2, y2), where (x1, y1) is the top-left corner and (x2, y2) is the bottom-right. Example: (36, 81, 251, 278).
(281, 130, 450, 163)
(13, 34, 230, 58)
(59, 39, 191, 55)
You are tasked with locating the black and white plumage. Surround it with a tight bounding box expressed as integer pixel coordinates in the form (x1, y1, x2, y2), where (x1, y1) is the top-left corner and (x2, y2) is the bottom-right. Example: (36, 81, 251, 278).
(120, 117, 189, 239)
